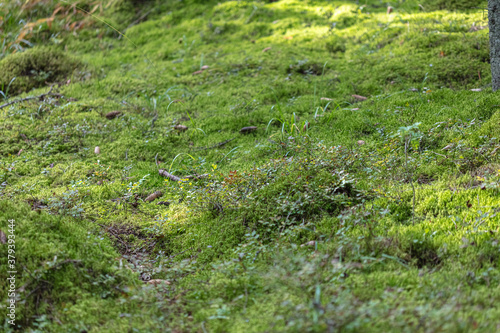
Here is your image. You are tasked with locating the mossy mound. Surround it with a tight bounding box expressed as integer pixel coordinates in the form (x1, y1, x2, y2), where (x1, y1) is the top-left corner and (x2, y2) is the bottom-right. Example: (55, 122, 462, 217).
(0, 201, 138, 330)
(0, 47, 80, 96)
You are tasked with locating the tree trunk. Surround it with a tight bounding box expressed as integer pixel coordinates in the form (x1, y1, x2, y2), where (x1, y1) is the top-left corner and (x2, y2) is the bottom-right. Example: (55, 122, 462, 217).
(490, 0, 500, 91)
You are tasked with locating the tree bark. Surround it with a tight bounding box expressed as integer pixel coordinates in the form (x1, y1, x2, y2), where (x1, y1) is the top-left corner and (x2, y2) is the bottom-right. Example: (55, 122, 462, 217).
(489, 0, 500, 91)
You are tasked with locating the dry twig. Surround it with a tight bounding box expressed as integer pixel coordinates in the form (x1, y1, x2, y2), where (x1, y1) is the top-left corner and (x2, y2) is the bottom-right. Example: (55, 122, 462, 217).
(0, 86, 62, 110)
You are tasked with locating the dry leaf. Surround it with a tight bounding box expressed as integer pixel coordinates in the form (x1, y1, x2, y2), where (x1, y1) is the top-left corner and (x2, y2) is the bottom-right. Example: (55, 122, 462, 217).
(262, 47, 272, 52)
(284, 36, 293, 40)
(106, 111, 121, 119)
(192, 70, 203, 75)
(94, 146, 100, 154)
(300, 240, 316, 247)
(201, 65, 210, 70)
(17, 149, 23, 156)
(240, 126, 257, 134)
(320, 97, 334, 101)
(387, 6, 393, 14)
(352, 94, 367, 101)
(357, 140, 365, 145)
(145, 191, 163, 202)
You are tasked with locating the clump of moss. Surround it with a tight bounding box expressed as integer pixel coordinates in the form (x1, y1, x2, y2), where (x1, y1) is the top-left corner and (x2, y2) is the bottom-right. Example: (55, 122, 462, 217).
(477, 110, 500, 139)
(0, 47, 80, 96)
(0, 200, 137, 329)
(326, 35, 347, 55)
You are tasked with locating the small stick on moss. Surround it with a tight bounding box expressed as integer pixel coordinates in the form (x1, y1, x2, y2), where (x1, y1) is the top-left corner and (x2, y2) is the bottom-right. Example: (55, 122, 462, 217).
(159, 169, 182, 181)
(193, 137, 236, 151)
(240, 126, 257, 134)
(0, 86, 61, 110)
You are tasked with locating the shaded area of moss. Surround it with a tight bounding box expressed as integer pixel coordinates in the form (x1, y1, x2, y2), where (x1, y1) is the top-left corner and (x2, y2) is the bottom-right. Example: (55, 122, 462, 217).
(0, 47, 81, 96)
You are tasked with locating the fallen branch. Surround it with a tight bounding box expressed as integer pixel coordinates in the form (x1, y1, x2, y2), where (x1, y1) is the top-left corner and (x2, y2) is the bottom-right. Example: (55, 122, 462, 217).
(159, 169, 209, 181)
(159, 169, 182, 181)
(0, 86, 62, 110)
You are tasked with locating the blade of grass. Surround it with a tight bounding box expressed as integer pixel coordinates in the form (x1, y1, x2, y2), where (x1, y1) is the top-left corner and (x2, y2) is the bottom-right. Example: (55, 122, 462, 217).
(169, 153, 196, 173)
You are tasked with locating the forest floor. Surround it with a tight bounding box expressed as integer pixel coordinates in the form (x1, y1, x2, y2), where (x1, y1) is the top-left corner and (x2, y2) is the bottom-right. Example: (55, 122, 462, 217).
(1, 0, 500, 332)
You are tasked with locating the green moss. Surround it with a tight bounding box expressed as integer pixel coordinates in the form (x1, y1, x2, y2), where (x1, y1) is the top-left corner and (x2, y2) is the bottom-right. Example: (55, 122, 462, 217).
(0, 200, 137, 329)
(0, 47, 81, 96)
(0, 0, 499, 331)
(475, 110, 500, 142)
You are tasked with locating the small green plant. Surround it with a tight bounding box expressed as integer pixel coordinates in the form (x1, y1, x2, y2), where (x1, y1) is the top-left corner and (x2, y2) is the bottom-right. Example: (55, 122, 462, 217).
(266, 96, 310, 150)
(124, 174, 150, 199)
(176, 141, 366, 236)
(47, 190, 84, 218)
(0, 77, 16, 101)
(392, 122, 423, 224)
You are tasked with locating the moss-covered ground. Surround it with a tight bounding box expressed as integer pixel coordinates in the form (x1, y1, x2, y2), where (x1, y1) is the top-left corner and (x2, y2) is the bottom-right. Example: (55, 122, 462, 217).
(1, 0, 500, 331)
